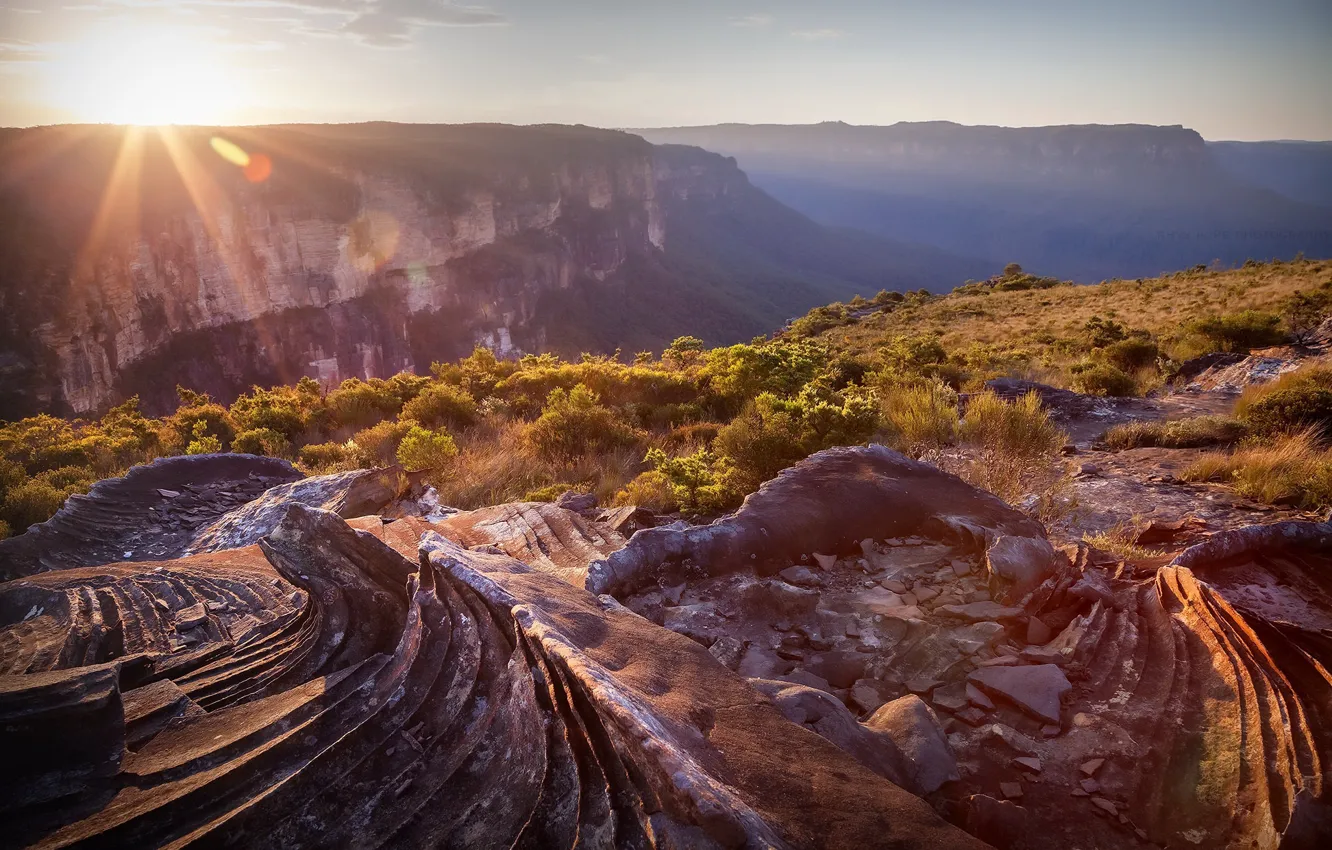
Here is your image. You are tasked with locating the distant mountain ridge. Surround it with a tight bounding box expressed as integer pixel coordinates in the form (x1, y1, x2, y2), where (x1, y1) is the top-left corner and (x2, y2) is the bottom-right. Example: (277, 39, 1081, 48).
(0, 122, 989, 418)
(634, 121, 1332, 282)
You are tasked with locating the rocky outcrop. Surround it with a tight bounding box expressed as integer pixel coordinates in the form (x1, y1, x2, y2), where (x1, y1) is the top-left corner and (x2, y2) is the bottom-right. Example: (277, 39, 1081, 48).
(0, 453, 300, 581)
(0, 502, 984, 849)
(588, 444, 1049, 597)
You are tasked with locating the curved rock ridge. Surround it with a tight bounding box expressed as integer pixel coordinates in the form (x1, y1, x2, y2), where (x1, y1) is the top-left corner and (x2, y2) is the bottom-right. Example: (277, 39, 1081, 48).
(431, 501, 629, 586)
(588, 444, 1048, 598)
(185, 466, 406, 555)
(0, 503, 986, 850)
(0, 454, 302, 581)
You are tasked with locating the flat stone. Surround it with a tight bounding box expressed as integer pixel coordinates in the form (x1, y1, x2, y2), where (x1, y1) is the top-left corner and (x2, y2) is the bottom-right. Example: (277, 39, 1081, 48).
(1079, 778, 1101, 794)
(1019, 646, 1067, 666)
(952, 706, 990, 727)
(1012, 757, 1042, 773)
(999, 782, 1023, 799)
(966, 684, 995, 710)
(812, 552, 837, 570)
(849, 679, 887, 715)
(157, 488, 181, 498)
(939, 601, 1025, 622)
(174, 602, 209, 630)
(1090, 797, 1118, 816)
(900, 592, 917, 606)
(968, 664, 1072, 724)
(951, 560, 972, 577)
(974, 655, 1020, 667)
(1041, 724, 1062, 738)
(1071, 788, 1088, 797)
(1080, 758, 1105, 776)
(708, 637, 745, 671)
(663, 583, 686, 605)
(779, 566, 823, 588)
(782, 669, 832, 692)
(914, 585, 939, 603)
(1026, 617, 1054, 645)
(931, 683, 970, 713)
(985, 536, 1058, 602)
(866, 695, 959, 794)
(906, 677, 940, 695)
(882, 579, 908, 593)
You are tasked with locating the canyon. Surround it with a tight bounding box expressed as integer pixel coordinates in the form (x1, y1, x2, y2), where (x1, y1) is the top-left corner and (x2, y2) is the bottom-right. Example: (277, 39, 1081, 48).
(0, 123, 986, 418)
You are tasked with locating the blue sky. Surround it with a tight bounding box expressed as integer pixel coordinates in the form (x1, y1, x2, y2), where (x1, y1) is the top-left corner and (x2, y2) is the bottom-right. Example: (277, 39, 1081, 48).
(1, 0, 1329, 139)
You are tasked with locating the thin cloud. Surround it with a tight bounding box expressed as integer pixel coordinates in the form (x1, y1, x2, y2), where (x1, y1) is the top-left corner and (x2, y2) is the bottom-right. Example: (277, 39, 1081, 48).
(0, 39, 48, 63)
(791, 28, 844, 40)
(730, 14, 773, 28)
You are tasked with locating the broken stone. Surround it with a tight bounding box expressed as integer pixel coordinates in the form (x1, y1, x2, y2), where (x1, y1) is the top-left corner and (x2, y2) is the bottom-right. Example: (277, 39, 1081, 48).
(1090, 797, 1118, 816)
(1041, 724, 1061, 738)
(779, 566, 823, 588)
(906, 677, 940, 695)
(1026, 616, 1054, 645)
(1080, 778, 1101, 794)
(782, 669, 832, 692)
(968, 664, 1072, 724)
(939, 601, 1025, 622)
(157, 489, 181, 498)
(985, 536, 1058, 603)
(812, 552, 837, 570)
(914, 585, 939, 603)
(850, 679, 887, 715)
(1012, 757, 1042, 773)
(1000, 782, 1023, 799)
(882, 579, 908, 593)
(952, 706, 990, 727)
(931, 683, 970, 713)
(173, 602, 208, 630)
(709, 637, 745, 671)
(1080, 758, 1105, 776)
(951, 559, 972, 577)
(866, 695, 959, 794)
(974, 655, 1020, 668)
(966, 683, 995, 710)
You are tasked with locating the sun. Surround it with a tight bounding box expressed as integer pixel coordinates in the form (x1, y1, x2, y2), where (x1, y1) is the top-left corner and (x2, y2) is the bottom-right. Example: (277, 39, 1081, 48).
(43, 22, 247, 125)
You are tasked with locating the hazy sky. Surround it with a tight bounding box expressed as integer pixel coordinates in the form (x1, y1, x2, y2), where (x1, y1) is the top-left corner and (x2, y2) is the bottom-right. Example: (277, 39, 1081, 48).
(1, 0, 1329, 139)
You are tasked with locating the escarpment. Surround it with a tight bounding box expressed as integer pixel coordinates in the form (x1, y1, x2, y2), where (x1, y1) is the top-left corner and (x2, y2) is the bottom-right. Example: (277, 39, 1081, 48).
(2, 446, 1331, 848)
(0, 123, 958, 419)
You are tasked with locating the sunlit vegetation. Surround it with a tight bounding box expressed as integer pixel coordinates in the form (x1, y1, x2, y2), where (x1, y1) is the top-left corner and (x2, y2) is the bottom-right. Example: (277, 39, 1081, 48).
(1183, 430, 1332, 510)
(2, 260, 1329, 536)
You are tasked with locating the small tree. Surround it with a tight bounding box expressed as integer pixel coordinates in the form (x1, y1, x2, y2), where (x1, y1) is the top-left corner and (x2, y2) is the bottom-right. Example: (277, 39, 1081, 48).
(396, 425, 459, 472)
(1003, 262, 1024, 277)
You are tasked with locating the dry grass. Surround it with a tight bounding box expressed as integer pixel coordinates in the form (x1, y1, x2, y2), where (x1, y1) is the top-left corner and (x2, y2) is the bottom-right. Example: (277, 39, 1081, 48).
(1103, 415, 1248, 450)
(428, 417, 648, 509)
(824, 259, 1331, 371)
(879, 382, 958, 454)
(1083, 518, 1157, 561)
(1181, 429, 1332, 508)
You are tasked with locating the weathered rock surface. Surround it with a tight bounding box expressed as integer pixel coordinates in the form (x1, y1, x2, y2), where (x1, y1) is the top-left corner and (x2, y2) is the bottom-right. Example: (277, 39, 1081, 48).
(4, 440, 1332, 849)
(589, 444, 1049, 597)
(185, 466, 405, 554)
(0, 454, 301, 581)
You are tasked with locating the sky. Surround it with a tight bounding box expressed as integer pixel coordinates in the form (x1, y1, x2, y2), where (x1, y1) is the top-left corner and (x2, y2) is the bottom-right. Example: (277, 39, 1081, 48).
(1, 0, 1330, 140)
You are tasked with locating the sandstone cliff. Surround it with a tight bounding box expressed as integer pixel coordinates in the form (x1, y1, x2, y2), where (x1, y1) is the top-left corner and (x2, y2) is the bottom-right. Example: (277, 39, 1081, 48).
(0, 123, 985, 418)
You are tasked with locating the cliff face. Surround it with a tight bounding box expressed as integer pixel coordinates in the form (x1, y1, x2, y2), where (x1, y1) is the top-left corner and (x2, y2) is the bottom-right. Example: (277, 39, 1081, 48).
(0, 125, 672, 415)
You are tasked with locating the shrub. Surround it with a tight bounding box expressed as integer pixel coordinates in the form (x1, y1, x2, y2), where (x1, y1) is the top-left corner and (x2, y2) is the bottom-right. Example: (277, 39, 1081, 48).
(958, 391, 1063, 459)
(1, 479, 67, 531)
(327, 378, 403, 430)
(525, 386, 639, 461)
(1182, 430, 1332, 508)
(169, 391, 235, 453)
(299, 441, 352, 471)
(35, 466, 96, 491)
(348, 420, 414, 467)
(229, 385, 319, 443)
(523, 482, 580, 503)
(1236, 366, 1332, 438)
(185, 421, 223, 455)
(0, 519, 9, 540)
(879, 382, 958, 454)
(613, 470, 679, 513)
(1178, 310, 1287, 356)
(1070, 363, 1137, 397)
(400, 383, 477, 429)
(395, 425, 459, 472)
(1102, 337, 1160, 372)
(644, 447, 739, 515)
(232, 428, 292, 458)
(1103, 416, 1248, 450)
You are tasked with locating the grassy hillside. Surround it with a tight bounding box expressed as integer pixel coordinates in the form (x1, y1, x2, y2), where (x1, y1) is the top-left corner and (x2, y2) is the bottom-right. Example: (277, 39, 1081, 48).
(2, 258, 1329, 539)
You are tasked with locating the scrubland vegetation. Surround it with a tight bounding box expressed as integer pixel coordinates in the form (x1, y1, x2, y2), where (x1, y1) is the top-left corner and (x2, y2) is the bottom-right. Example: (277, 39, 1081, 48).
(2, 259, 1330, 536)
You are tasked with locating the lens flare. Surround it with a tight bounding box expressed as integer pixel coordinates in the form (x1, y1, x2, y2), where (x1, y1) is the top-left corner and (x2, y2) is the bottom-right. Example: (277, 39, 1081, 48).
(244, 153, 273, 183)
(209, 136, 250, 167)
(346, 211, 401, 273)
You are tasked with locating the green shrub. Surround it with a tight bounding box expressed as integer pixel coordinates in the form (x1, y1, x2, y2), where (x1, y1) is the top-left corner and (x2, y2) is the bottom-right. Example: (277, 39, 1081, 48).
(1, 480, 67, 531)
(879, 382, 958, 453)
(523, 482, 580, 502)
(170, 389, 235, 452)
(400, 383, 477, 429)
(1178, 310, 1287, 356)
(1103, 415, 1248, 450)
(232, 428, 292, 458)
(299, 441, 352, 471)
(348, 420, 414, 467)
(35, 466, 96, 491)
(396, 425, 459, 472)
(958, 391, 1063, 459)
(525, 386, 639, 462)
(185, 420, 223, 455)
(1236, 366, 1332, 438)
(0, 519, 10, 540)
(1182, 430, 1332, 508)
(1102, 337, 1160, 372)
(327, 378, 403, 430)
(644, 447, 739, 515)
(1070, 363, 1137, 397)
(613, 470, 678, 513)
(229, 384, 323, 443)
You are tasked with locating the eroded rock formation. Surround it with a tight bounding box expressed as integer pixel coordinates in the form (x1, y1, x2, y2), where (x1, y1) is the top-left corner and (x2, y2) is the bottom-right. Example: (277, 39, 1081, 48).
(2, 444, 1331, 849)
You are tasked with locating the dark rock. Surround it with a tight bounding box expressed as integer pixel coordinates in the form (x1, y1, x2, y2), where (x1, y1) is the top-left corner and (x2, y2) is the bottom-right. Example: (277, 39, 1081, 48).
(709, 636, 746, 671)
(866, 695, 959, 794)
(939, 601, 1025, 622)
(968, 664, 1072, 724)
(985, 535, 1059, 603)
(555, 490, 599, 514)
